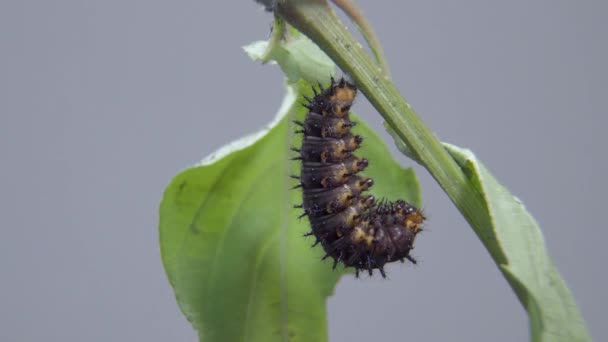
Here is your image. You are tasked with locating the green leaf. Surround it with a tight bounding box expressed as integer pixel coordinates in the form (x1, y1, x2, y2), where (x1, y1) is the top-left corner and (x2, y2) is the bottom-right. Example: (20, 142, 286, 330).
(441, 144, 590, 342)
(159, 29, 421, 342)
(387, 130, 590, 341)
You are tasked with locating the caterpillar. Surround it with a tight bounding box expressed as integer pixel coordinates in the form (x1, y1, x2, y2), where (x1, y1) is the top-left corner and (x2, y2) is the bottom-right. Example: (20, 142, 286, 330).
(291, 78, 425, 278)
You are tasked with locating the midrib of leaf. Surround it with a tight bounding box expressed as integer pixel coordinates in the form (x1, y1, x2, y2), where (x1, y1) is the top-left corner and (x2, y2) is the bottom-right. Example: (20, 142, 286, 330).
(203, 153, 264, 301)
(170, 158, 238, 327)
(279, 112, 296, 342)
(173, 144, 283, 339)
(241, 143, 294, 342)
(194, 115, 294, 342)
(210, 159, 282, 329)
(242, 231, 280, 342)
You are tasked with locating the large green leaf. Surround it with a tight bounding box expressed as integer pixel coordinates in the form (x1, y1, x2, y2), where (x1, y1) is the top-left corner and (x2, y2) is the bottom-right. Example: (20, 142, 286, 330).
(159, 30, 421, 342)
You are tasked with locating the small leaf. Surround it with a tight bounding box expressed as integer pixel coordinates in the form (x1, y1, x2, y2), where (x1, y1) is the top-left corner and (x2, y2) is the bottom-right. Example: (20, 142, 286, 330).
(440, 144, 590, 342)
(159, 30, 421, 342)
(243, 22, 335, 85)
(387, 125, 589, 340)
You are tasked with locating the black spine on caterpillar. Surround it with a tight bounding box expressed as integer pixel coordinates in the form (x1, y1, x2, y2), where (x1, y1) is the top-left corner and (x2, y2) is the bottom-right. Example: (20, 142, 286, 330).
(292, 78, 425, 278)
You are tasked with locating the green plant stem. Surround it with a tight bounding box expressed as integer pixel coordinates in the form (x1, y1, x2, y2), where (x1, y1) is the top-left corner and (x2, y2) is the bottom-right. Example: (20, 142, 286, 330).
(276, 0, 505, 262)
(330, 0, 391, 77)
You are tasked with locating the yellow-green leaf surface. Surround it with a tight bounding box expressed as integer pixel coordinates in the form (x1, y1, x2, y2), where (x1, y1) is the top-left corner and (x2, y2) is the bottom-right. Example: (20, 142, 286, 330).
(385, 104, 589, 340)
(159, 30, 421, 342)
(444, 144, 589, 341)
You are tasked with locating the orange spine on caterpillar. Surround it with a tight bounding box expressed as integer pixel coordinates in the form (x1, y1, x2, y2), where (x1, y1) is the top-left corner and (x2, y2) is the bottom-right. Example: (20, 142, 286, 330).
(291, 77, 425, 278)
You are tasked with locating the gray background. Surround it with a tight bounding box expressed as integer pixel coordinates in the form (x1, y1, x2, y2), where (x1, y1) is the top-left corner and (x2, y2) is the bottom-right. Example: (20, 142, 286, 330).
(1, 1, 605, 341)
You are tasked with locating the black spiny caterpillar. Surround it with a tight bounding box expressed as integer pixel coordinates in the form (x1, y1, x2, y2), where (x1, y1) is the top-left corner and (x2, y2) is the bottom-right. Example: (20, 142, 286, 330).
(291, 78, 425, 278)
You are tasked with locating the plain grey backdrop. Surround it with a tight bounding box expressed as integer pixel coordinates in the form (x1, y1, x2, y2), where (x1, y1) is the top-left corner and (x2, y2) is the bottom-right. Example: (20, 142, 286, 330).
(1, 1, 605, 341)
